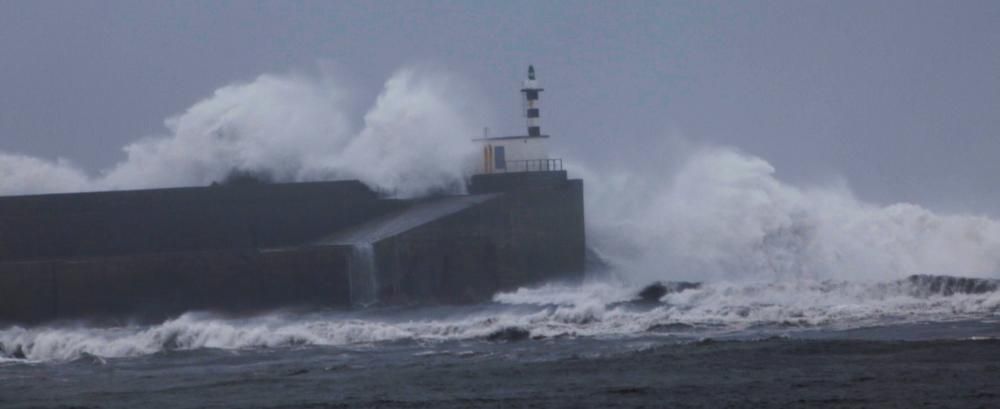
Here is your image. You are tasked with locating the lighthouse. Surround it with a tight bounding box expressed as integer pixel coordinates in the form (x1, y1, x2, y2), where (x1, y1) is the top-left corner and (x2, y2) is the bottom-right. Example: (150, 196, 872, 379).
(475, 65, 561, 174)
(523, 65, 543, 137)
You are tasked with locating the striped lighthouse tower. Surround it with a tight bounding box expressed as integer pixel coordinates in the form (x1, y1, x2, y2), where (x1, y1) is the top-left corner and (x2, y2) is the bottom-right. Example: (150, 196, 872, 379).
(474, 65, 556, 174)
(522, 65, 544, 137)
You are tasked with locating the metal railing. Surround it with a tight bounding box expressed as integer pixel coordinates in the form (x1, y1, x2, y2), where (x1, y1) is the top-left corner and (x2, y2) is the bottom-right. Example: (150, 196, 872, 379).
(494, 158, 563, 173)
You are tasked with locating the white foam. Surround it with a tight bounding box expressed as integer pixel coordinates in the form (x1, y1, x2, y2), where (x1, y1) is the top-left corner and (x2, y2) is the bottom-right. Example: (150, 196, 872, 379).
(4, 278, 998, 362)
(574, 146, 1000, 283)
(493, 281, 635, 307)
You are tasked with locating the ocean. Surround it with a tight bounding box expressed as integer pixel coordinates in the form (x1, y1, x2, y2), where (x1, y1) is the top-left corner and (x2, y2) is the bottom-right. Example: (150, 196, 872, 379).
(3, 275, 999, 408)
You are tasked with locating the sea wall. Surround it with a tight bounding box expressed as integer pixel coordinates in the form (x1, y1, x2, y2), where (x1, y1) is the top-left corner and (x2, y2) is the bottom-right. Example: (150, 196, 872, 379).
(0, 181, 404, 262)
(0, 246, 352, 324)
(372, 172, 585, 303)
(0, 174, 585, 324)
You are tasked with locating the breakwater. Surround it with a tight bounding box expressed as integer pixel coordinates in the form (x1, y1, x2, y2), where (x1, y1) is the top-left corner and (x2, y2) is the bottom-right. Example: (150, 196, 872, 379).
(0, 171, 584, 324)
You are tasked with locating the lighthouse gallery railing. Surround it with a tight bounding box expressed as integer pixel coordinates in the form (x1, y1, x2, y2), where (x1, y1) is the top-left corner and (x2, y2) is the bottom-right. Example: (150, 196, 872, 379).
(495, 159, 563, 173)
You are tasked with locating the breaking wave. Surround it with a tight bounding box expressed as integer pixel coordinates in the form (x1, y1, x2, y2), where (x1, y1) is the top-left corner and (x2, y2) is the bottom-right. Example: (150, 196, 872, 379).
(575, 146, 1000, 283)
(0, 65, 484, 198)
(2, 275, 998, 362)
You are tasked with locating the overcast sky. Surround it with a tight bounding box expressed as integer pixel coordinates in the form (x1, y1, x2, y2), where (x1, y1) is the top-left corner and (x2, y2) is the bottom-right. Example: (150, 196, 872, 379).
(1, 1, 998, 214)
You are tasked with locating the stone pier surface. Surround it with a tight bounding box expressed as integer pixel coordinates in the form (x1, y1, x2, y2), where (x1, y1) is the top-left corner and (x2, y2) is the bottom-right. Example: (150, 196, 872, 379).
(0, 172, 584, 324)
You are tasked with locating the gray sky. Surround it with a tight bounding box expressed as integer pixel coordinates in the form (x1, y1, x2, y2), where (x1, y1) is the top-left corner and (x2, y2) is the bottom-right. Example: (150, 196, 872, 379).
(1, 0, 998, 214)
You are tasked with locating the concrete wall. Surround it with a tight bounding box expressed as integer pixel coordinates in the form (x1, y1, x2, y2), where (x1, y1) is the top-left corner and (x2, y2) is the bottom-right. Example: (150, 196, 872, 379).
(0, 246, 352, 325)
(372, 173, 585, 303)
(0, 181, 405, 262)
(0, 174, 585, 324)
(468, 171, 571, 194)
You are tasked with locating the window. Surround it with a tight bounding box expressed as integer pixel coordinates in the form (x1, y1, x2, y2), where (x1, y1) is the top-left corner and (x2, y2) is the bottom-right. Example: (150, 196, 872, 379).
(494, 146, 506, 169)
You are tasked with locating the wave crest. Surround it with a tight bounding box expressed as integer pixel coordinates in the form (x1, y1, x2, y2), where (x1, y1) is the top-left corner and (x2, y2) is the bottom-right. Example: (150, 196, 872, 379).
(3, 275, 998, 362)
(577, 147, 1000, 283)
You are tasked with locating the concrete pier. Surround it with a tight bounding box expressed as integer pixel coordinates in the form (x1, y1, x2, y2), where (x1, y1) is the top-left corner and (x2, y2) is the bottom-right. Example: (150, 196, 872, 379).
(0, 172, 584, 324)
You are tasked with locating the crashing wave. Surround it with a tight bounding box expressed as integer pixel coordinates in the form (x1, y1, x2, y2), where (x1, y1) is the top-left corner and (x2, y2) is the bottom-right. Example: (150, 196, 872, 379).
(903, 274, 999, 297)
(0, 66, 483, 198)
(578, 148, 1000, 283)
(3, 275, 999, 362)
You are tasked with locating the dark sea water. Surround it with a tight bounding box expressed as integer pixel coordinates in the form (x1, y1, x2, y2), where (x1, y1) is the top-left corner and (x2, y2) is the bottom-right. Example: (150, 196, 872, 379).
(3, 276, 999, 408)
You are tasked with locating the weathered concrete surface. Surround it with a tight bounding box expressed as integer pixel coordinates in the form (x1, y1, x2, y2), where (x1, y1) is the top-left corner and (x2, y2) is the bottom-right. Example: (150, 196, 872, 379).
(371, 173, 585, 303)
(0, 174, 585, 324)
(317, 194, 501, 246)
(0, 180, 404, 262)
(468, 170, 571, 194)
(0, 246, 351, 324)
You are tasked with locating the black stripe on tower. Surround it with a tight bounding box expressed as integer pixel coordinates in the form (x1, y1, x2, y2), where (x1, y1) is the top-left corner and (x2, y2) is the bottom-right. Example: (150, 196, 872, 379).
(524, 90, 540, 100)
(526, 108, 540, 118)
(528, 126, 541, 137)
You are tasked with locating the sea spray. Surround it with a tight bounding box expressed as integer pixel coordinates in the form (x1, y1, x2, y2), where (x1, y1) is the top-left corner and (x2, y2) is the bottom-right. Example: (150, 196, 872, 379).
(0, 66, 483, 198)
(573, 146, 1000, 283)
(0, 153, 90, 195)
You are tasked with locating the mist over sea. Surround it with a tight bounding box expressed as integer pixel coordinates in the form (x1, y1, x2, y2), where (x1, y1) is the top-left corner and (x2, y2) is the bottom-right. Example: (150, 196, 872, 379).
(2, 68, 999, 408)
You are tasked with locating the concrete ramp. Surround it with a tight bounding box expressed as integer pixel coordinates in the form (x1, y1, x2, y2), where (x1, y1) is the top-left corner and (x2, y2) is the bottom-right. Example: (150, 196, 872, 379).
(317, 193, 500, 245)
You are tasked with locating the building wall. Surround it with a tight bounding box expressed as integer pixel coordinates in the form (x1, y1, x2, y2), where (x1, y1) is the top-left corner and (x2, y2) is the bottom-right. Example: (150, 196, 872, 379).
(477, 137, 549, 173)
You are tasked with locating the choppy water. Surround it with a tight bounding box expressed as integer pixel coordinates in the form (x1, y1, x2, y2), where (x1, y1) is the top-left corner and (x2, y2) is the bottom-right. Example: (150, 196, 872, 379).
(2, 274, 999, 408)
